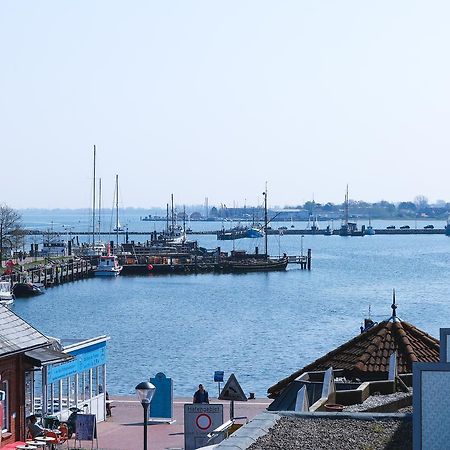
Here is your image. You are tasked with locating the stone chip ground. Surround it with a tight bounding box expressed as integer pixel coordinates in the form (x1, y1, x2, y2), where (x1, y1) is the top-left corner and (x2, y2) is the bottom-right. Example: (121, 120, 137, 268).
(247, 417, 412, 450)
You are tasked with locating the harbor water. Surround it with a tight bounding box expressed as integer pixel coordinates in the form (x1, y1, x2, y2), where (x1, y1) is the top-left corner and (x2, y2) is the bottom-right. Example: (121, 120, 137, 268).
(12, 211, 450, 397)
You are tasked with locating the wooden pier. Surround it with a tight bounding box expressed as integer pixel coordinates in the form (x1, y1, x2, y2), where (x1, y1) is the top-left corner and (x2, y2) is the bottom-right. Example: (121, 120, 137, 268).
(8, 259, 93, 287)
(287, 249, 312, 270)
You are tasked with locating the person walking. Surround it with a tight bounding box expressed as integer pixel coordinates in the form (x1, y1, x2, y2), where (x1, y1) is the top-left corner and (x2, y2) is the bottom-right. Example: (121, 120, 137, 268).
(193, 384, 209, 403)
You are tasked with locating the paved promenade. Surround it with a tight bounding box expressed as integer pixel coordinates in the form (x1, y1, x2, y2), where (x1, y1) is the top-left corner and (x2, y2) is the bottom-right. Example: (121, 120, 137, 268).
(90, 395, 271, 450)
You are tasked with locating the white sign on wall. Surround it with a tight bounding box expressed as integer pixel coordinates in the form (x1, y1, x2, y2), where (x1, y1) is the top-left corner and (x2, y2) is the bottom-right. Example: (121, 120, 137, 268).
(184, 403, 223, 450)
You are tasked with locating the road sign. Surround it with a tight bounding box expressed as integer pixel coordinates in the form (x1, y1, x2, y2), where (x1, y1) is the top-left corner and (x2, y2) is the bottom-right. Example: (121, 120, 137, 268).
(214, 371, 224, 382)
(219, 373, 248, 402)
(184, 403, 223, 450)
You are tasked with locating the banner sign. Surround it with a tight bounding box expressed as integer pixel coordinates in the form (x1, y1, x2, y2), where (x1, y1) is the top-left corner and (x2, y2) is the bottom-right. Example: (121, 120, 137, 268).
(47, 342, 106, 384)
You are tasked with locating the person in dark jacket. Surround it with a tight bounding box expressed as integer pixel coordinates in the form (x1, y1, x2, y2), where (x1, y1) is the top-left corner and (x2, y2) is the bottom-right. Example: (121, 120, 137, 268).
(193, 384, 209, 403)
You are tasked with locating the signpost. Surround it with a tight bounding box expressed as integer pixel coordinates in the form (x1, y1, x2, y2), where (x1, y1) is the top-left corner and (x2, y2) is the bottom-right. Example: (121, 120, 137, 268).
(218, 373, 247, 420)
(214, 370, 224, 397)
(184, 403, 223, 450)
(75, 414, 98, 449)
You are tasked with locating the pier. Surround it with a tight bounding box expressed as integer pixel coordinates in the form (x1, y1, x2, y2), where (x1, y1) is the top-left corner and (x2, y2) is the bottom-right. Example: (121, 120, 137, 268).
(7, 259, 92, 287)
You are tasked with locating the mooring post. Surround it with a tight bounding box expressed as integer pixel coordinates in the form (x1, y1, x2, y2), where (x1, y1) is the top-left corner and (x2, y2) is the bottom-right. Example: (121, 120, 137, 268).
(307, 249, 311, 270)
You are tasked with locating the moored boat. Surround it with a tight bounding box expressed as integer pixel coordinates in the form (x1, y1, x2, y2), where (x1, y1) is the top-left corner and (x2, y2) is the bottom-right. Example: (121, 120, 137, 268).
(94, 255, 123, 276)
(227, 256, 288, 273)
(13, 281, 45, 297)
(0, 280, 14, 305)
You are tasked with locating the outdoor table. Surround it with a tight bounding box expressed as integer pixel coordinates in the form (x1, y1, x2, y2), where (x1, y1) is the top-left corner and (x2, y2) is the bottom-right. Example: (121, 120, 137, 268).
(25, 441, 46, 447)
(34, 436, 56, 448)
(16, 445, 37, 450)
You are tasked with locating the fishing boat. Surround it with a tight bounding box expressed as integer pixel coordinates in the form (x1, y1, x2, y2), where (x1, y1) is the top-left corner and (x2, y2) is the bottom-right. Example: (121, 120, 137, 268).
(217, 226, 248, 240)
(94, 255, 123, 276)
(246, 226, 264, 238)
(227, 255, 288, 272)
(226, 186, 288, 272)
(0, 280, 14, 305)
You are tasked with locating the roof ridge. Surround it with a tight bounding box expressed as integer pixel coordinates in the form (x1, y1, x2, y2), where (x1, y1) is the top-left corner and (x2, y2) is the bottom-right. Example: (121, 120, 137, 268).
(392, 321, 417, 363)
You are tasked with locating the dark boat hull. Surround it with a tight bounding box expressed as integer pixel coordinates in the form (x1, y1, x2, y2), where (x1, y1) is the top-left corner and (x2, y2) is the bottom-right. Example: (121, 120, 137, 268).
(13, 282, 45, 297)
(227, 257, 288, 273)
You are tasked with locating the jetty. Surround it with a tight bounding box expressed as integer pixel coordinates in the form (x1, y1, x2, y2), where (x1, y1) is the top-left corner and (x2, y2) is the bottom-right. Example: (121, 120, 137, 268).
(4, 259, 92, 287)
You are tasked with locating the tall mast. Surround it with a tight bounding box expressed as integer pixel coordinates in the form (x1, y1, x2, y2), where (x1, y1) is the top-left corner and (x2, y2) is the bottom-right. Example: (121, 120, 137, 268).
(183, 205, 186, 231)
(171, 194, 175, 231)
(166, 203, 169, 235)
(116, 174, 119, 251)
(92, 145, 96, 248)
(263, 182, 268, 257)
(98, 178, 102, 241)
(345, 184, 349, 226)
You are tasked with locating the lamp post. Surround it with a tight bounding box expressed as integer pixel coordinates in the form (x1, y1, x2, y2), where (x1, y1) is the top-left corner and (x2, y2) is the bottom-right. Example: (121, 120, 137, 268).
(135, 381, 156, 450)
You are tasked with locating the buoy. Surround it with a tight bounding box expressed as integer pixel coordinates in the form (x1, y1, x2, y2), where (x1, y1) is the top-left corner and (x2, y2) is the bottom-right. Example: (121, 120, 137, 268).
(147, 264, 153, 271)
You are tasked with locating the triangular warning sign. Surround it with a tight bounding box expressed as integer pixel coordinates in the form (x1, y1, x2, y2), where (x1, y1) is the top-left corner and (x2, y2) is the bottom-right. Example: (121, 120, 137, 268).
(218, 373, 247, 402)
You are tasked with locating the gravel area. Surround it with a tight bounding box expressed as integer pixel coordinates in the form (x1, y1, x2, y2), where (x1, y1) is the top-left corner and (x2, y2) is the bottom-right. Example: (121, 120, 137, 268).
(398, 405, 413, 413)
(247, 417, 412, 450)
(344, 389, 412, 412)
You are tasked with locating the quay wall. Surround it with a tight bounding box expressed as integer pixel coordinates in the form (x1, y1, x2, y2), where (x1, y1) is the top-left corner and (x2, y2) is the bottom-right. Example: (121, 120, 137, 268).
(23, 228, 447, 237)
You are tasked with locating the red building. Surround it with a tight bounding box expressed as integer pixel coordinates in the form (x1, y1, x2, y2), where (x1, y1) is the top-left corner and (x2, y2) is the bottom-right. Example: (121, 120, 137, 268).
(0, 305, 70, 447)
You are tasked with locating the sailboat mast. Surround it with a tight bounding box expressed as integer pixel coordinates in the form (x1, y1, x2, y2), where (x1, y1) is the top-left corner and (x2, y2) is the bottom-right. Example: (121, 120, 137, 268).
(92, 145, 96, 248)
(98, 178, 102, 241)
(166, 203, 169, 235)
(263, 183, 268, 257)
(171, 194, 175, 231)
(116, 174, 119, 252)
(345, 184, 349, 226)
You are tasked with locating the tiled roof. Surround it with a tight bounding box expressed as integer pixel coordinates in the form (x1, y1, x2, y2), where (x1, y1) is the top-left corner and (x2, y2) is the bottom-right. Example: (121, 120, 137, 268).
(0, 305, 50, 357)
(268, 320, 440, 398)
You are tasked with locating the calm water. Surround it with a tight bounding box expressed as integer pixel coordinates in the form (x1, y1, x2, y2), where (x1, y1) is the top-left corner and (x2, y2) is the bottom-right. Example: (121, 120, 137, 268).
(12, 211, 450, 397)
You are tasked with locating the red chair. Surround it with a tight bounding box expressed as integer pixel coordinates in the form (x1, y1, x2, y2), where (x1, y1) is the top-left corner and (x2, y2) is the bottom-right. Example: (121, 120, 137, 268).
(58, 423, 69, 447)
(44, 430, 59, 448)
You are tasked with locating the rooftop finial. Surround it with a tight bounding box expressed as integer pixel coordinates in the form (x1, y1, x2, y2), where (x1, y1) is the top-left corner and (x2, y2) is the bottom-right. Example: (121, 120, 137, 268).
(391, 289, 397, 318)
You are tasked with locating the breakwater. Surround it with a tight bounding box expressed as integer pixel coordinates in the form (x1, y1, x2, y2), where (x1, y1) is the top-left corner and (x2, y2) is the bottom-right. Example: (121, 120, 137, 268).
(23, 228, 447, 237)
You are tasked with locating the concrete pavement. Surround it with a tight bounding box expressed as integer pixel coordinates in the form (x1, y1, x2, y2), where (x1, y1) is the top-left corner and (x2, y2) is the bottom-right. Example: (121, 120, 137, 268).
(84, 396, 271, 450)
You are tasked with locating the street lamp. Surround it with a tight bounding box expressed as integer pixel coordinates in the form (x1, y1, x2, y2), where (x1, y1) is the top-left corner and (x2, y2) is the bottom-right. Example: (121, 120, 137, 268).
(135, 381, 156, 450)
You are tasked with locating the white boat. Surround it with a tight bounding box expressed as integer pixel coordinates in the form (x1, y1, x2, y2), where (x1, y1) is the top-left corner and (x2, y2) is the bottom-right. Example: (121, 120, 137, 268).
(0, 280, 14, 305)
(94, 255, 122, 276)
(41, 234, 68, 257)
(366, 219, 376, 236)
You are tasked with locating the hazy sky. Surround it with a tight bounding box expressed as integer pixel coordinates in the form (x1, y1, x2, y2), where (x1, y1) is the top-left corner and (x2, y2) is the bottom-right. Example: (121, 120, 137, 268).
(1, 1, 450, 209)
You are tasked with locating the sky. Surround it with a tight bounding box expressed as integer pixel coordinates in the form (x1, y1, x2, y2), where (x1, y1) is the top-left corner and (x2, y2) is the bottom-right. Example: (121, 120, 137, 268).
(1, 1, 450, 209)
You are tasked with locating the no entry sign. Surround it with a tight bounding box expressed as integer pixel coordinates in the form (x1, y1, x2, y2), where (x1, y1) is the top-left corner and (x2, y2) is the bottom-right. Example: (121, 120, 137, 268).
(184, 403, 223, 450)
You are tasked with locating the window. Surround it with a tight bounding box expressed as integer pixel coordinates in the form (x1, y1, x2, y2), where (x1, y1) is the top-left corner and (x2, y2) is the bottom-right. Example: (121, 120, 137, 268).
(24, 371, 34, 418)
(1, 380, 9, 432)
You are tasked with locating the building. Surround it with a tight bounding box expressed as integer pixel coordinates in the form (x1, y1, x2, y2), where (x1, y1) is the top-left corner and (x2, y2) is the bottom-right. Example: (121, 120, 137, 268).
(268, 298, 440, 401)
(0, 305, 71, 445)
(0, 305, 109, 446)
